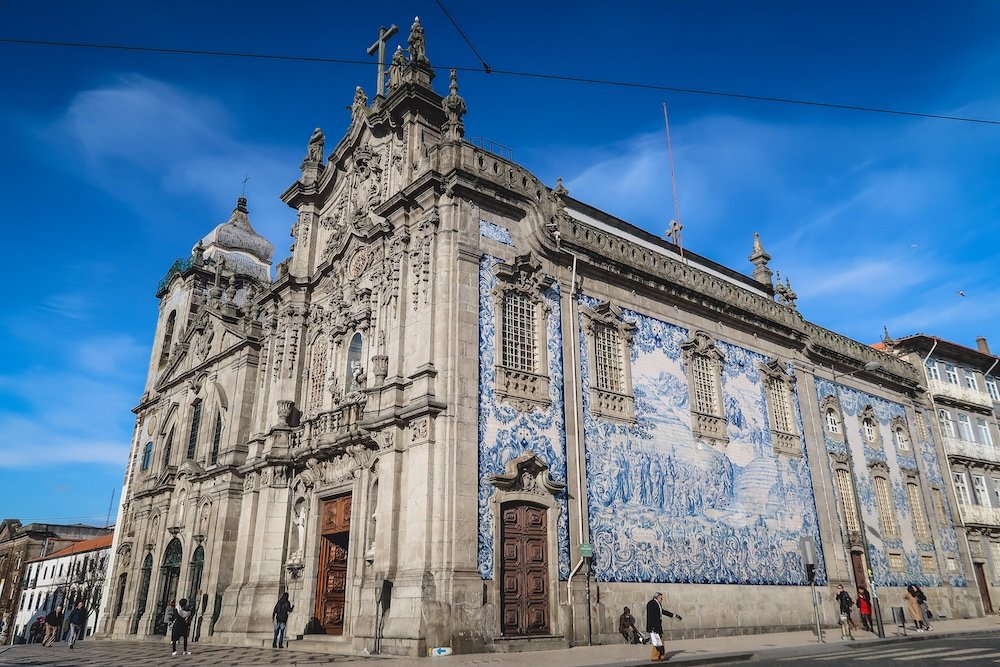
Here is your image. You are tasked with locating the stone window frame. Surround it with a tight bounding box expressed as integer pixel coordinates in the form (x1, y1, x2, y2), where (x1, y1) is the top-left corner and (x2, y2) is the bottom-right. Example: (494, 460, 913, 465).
(306, 329, 329, 416)
(903, 469, 930, 541)
(938, 409, 957, 438)
(987, 377, 1000, 402)
(830, 453, 862, 547)
(920, 553, 936, 573)
(759, 358, 800, 456)
(869, 461, 899, 537)
(680, 330, 728, 446)
(492, 254, 554, 412)
(581, 301, 636, 423)
(887, 550, 905, 572)
(821, 395, 845, 441)
(859, 405, 882, 449)
(890, 416, 911, 452)
(914, 410, 929, 440)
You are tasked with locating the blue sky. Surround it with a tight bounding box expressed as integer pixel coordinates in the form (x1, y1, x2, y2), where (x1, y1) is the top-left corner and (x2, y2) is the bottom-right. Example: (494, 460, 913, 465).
(1, 2, 998, 524)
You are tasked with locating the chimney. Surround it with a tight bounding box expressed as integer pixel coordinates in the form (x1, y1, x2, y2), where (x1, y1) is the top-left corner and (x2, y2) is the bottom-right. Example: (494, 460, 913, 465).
(977, 336, 991, 355)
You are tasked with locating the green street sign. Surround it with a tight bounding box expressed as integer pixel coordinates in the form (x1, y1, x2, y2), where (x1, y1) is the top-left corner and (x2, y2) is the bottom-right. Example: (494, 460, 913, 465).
(579, 543, 594, 558)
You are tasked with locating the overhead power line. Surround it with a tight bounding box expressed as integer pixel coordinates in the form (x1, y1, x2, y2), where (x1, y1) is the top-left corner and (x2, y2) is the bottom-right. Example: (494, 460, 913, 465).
(1, 36, 998, 126)
(433, 0, 491, 73)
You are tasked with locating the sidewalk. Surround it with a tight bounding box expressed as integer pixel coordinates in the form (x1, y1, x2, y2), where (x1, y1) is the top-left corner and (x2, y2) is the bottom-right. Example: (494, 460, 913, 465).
(373, 616, 1000, 667)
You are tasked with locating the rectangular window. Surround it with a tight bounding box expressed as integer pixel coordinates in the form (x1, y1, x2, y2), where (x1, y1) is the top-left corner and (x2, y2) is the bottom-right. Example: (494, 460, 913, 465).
(946, 364, 960, 385)
(993, 478, 1000, 508)
(959, 414, 975, 441)
(927, 361, 941, 381)
(888, 552, 905, 570)
(874, 477, 898, 536)
(692, 355, 719, 415)
(767, 378, 794, 434)
(977, 418, 994, 446)
(186, 398, 202, 459)
(947, 557, 958, 573)
(835, 468, 860, 532)
(502, 292, 536, 373)
(921, 554, 936, 573)
(210, 413, 222, 465)
(939, 410, 956, 438)
(988, 378, 1000, 402)
(894, 428, 910, 451)
(863, 419, 877, 442)
(908, 483, 930, 540)
(309, 341, 328, 412)
(593, 324, 624, 393)
(934, 489, 947, 522)
(915, 412, 928, 440)
(825, 409, 840, 434)
(953, 472, 972, 505)
(965, 371, 979, 390)
(973, 475, 990, 507)
(992, 542, 1000, 581)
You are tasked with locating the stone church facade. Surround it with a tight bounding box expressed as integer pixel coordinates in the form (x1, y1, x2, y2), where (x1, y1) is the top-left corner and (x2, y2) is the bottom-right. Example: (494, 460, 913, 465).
(100, 20, 983, 656)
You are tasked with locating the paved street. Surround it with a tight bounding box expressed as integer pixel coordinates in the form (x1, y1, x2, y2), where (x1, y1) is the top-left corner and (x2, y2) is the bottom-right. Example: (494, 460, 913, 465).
(758, 635, 1000, 666)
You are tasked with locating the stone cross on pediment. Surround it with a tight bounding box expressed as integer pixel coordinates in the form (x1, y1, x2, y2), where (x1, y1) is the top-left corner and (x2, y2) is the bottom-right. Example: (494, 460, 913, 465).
(367, 24, 399, 98)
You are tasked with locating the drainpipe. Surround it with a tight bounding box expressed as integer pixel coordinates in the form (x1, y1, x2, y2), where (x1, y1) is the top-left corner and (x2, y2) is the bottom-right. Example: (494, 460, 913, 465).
(563, 249, 587, 603)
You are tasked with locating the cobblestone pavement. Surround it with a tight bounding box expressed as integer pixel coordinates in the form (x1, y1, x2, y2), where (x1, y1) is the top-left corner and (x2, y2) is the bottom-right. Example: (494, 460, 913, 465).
(0, 640, 383, 667)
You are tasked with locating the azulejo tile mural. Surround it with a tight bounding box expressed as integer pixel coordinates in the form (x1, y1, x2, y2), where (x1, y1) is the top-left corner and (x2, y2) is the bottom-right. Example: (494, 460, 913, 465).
(814, 379, 966, 588)
(477, 256, 570, 580)
(580, 295, 827, 585)
(478, 219, 514, 246)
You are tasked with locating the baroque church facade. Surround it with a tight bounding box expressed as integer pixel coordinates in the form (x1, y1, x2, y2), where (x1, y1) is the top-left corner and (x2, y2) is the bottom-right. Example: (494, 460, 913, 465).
(100, 19, 983, 655)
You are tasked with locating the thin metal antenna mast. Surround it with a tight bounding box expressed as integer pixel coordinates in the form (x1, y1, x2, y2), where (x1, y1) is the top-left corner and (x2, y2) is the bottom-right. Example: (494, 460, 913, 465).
(662, 102, 686, 263)
(105, 487, 116, 528)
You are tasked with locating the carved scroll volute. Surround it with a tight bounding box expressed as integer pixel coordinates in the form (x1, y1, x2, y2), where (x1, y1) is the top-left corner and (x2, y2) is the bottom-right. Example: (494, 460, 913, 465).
(487, 451, 566, 496)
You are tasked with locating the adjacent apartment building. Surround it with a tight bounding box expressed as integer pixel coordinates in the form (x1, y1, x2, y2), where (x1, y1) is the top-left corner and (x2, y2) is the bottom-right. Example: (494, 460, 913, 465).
(889, 334, 1000, 614)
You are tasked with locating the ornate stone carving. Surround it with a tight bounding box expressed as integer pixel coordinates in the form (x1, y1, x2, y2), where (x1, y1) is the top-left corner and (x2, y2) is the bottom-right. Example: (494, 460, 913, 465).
(351, 86, 368, 124)
(277, 399, 295, 425)
(758, 358, 801, 457)
(442, 69, 466, 141)
(487, 451, 567, 496)
(407, 16, 429, 66)
(748, 232, 773, 288)
(581, 301, 636, 423)
(243, 471, 257, 492)
(411, 207, 440, 310)
(680, 331, 728, 446)
(116, 543, 132, 570)
(372, 354, 389, 381)
(410, 417, 429, 442)
(306, 127, 324, 163)
(193, 323, 215, 362)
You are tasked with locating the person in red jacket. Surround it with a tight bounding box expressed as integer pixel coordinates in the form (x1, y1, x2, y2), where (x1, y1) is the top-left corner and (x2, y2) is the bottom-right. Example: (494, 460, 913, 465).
(857, 586, 874, 632)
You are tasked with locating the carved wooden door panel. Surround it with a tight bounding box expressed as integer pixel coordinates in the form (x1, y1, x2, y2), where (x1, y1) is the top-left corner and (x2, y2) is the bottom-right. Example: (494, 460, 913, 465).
(500, 503, 550, 636)
(850, 552, 867, 589)
(315, 495, 351, 635)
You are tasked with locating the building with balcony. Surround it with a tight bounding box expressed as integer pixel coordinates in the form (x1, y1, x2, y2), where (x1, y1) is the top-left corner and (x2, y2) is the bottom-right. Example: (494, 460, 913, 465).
(888, 334, 1000, 613)
(10, 534, 113, 643)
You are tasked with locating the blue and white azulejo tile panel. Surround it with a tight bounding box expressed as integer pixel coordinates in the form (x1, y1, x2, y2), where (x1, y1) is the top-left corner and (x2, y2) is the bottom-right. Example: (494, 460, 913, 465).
(479, 219, 514, 246)
(477, 255, 570, 580)
(580, 294, 826, 586)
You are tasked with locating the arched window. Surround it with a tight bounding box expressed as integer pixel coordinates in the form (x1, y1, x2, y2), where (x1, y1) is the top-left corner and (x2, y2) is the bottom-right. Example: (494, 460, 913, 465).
(187, 399, 202, 459)
(863, 419, 877, 442)
(345, 332, 364, 392)
(210, 412, 222, 465)
(188, 545, 204, 604)
(959, 414, 974, 441)
(140, 442, 154, 471)
(114, 574, 127, 617)
(894, 428, 909, 450)
(159, 311, 177, 367)
(162, 426, 175, 469)
(134, 553, 153, 627)
(825, 408, 841, 434)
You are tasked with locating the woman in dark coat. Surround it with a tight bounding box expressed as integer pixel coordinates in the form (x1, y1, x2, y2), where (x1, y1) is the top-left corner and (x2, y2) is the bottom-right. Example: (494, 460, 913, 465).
(646, 592, 682, 662)
(171, 598, 192, 656)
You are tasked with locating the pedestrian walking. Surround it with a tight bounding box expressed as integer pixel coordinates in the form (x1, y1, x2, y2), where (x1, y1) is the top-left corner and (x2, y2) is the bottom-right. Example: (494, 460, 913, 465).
(42, 605, 63, 647)
(272, 592, 294, 648)
(856, 586, 874, 633)
(619, 606, 639, 643)
(645, 592, 682, 662)
(914, 585, 934, 631)
(170, 598, 192, 656)
(834, 585, 858, 634)
(67, 601, 86, 649)
(164, 599, 176, 635)
(904, 585, 929, 631)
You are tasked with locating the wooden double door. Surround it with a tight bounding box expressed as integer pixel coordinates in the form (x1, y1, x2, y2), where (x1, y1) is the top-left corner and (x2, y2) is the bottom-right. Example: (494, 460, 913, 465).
(315, 494, 351, 635)
(500, 502, 551, 636)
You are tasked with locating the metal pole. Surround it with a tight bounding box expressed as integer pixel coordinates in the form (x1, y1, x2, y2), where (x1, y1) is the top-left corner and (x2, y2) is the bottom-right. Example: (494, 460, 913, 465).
(585, 558, 593, 646)
(810, 580, 824, 642)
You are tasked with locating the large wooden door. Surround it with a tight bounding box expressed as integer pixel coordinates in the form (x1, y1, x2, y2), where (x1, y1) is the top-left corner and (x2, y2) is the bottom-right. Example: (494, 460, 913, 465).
(500, 503, 550, 636)
(850, 552, 867, 589)
(315, 494, 351, 635)
(974, 562, 993, 613)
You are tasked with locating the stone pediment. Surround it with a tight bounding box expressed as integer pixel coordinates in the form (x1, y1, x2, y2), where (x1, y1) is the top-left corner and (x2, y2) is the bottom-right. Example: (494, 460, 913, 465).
(155, 308, 253, 390)
(487, 451, 566, 497)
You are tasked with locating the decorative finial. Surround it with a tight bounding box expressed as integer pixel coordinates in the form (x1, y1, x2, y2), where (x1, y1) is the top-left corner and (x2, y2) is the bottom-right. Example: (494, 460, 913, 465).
(350, 86, 368, 123)
(408, 15, 429, 66)
(748, 231, 773, 287)
(237, 196, 248, 212)
(441, 69, 467, 141)
(882, 325, 894, 346)
(553, 177, 569, 198)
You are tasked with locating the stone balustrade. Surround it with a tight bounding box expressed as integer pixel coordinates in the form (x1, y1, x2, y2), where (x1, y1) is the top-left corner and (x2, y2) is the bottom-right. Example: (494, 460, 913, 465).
(941, 435, 1000, 464)
(930, 378, 993, 408)
(958, 503, 1000, 527)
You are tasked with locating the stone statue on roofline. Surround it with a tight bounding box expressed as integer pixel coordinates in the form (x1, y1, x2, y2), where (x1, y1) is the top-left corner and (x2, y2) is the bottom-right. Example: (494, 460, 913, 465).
(408, 16, 429, 66)
(351, 86, 368, 123)
(388, 45, 405, 90)
(306, 127, 324, 163)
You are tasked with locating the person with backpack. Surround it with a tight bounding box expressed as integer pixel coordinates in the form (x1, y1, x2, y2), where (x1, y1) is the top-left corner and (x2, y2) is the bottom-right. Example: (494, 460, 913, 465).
(272, 592, 294, 648)
(171, 598, 192, 656)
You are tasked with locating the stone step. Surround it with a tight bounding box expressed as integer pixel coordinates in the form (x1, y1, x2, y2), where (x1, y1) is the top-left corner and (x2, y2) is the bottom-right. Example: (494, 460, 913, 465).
(267, 634, 355, 655)
(489, 635, 570, 653)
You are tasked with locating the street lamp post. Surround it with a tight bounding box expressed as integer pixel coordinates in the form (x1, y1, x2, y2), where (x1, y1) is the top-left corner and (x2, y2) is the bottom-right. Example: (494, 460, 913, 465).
(833, 360, 886, 639)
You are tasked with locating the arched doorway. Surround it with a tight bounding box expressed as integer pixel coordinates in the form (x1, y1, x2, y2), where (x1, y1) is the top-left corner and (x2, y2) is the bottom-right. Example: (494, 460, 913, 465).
(131, 554, 153, 634)
(314, 494, 351, 635)
(154, 538, 183, 635)
(499, 501, 550, 636)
